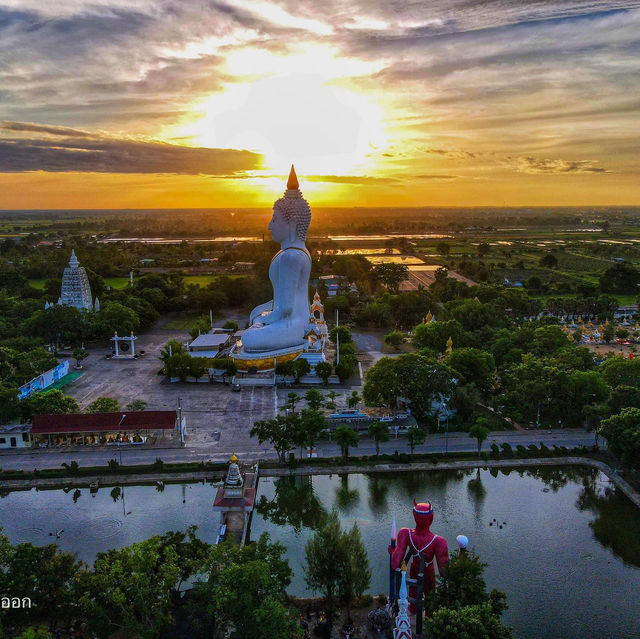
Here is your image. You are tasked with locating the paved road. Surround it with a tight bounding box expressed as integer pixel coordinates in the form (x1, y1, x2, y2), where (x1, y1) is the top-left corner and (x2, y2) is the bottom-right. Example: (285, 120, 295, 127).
(0, 428, 598, 471)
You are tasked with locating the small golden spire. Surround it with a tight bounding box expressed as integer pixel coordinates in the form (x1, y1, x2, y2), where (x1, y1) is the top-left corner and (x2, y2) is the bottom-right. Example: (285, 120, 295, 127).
(287, 164, 299, 189)
(401, 561, 407, 572)
(229, 453, 238, 463)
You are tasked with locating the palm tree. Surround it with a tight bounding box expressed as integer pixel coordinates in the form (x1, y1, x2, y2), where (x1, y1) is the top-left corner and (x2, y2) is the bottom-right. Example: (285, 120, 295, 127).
(367, 421, 390, 456)
(406, 426, 426, 458)
(334, 426, 359, 461)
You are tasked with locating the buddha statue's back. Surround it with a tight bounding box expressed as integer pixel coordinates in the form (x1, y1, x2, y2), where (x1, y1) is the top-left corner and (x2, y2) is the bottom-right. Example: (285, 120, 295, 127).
(240, 166, 312, 354)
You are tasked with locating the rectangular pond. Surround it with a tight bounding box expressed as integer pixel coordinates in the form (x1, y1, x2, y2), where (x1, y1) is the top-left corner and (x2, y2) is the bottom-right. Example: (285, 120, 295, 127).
(1, 466, 639, 639)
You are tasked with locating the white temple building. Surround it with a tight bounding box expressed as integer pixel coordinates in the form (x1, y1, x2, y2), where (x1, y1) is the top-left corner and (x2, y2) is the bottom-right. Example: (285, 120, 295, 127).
(57, 250, 97, 311)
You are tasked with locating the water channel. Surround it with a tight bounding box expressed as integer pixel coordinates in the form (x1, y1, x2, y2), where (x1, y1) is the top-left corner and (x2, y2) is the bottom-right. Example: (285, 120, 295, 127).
(1, 465, 639, 638)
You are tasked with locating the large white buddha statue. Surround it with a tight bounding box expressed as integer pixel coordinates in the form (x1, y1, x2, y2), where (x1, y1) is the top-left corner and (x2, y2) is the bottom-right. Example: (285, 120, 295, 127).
(241, 166, 312, 354)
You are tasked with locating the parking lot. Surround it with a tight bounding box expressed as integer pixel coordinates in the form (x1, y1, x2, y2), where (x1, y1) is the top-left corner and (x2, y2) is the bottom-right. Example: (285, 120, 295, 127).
(64, 327, 278, 456)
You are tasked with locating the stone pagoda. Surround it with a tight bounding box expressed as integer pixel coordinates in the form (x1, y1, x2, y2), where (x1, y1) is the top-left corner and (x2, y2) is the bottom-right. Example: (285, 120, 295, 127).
(58, 250, 96, 311)
(212, 454, 258, 545)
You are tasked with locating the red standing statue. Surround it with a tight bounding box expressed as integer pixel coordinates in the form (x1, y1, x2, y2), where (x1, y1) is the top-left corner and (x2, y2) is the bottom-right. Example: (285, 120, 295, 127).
(389, 499, 449, 614)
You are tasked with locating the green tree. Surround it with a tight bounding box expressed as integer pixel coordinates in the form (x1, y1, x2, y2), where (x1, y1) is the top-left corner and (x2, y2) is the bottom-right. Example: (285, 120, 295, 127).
(329, 324, 353, 345)
(24, 389, 79, 417)
(364, 353, 457, 423)
(283, 391, 302, 413)
(299, 408, 327, 453)
(607, 385, 640, 415)
(602, 323, 615, 344)
(159, 339, 186, 370)
(437, 241, 450, 256)
(324, 390, 339, 410)
(167, 352, 193, 380)
(540, 253, 558, 268)
(373, 263, 409, 293)
(425, 550, 508, 618)
(87, 396, 119, 413)
(223, 319, 239, 331)
(445, 347, 496, 395)
(368, 420, 390, 455)
(189, 356, 208, 381)
(412, 319, 467, 353)
(188, 316, 211, 340)
(384, 330, 405, 349)
(78, 536, 181, 639)
(334, 425, 359, 461)
(0, 385, 20, 423)
(0, 535, 83, 633)
(599, 263, 640, 293)
(600, 408, 640, 467)
(251, 415, 298, 463)
(125, 399, 147, 411)
(189, 533, 297, 639)
(304, 388, 324, 410)
(423, 604, 513, 639)
(275, 359, 295, 380)
(469, 418, 490, 454)
(347, 390, 361, 408)
(293, 358, 311, 381)
(94, 302, 140, 338)
(72, 347, 88, 368)
(315, 361, 333, 384)
(303, 511, 343, 616)
(337, 523, 371, 622)
(335, 360, 356, 383)
(601, 356, 640, 387)
(406, 425, 426, 457)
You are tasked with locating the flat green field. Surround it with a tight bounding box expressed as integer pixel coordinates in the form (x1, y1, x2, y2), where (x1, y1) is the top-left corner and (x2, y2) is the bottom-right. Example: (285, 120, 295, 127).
(29, 273, 242, 291)
(105, 277, 129, 289)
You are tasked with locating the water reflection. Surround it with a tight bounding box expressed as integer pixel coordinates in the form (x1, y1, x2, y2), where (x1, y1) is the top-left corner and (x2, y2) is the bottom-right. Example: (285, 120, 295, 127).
(255, 476, 327, 533)
(335, 474, 360, 513)
(577, 482, 640, 567)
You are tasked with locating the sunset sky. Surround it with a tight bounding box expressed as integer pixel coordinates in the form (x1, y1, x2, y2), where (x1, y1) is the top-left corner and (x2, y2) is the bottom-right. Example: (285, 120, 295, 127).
(1, 0, 639, 209)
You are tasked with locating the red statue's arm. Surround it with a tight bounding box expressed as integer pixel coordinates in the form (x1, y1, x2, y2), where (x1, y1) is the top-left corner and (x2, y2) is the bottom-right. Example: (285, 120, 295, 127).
(389, 528, 410, 570)
(434, 536, 449, 576)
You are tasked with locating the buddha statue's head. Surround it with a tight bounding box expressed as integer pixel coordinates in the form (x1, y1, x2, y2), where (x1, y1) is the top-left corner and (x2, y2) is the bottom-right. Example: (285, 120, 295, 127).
(269, 165, 311, 244)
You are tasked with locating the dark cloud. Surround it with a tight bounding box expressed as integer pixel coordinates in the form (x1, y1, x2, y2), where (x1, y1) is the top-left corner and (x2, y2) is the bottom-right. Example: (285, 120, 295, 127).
(508, 156, 609, 174)
(1, 121, 92, 137)
(0, 123, 263, 174)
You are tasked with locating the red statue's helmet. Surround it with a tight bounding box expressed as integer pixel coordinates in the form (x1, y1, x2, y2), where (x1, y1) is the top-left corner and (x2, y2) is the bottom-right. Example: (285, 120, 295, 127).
(413, 499, 434, 527)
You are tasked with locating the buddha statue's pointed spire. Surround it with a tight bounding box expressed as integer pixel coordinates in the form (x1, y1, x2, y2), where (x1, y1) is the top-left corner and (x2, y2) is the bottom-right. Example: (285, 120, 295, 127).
(287, 164, 299, 190)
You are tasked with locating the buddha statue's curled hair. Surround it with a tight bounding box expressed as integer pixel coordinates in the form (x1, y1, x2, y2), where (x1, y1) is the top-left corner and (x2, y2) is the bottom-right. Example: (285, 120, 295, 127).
(273, 188, 311, 242)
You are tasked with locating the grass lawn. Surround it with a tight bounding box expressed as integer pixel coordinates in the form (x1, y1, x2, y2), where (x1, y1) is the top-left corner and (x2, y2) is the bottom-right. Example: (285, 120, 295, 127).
(182, 274, 220, 287)
(28, 279, 46, 290)
(163, 314, 203, 330)
(104, 277, 130, 289)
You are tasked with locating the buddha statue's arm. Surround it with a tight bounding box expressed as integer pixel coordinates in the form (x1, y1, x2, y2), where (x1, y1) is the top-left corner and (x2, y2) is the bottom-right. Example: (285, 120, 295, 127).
(249, 300, 273, 325)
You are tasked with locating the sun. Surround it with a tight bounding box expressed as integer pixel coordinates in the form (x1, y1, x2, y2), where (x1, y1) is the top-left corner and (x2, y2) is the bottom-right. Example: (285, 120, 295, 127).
(166, 48, 386, 176)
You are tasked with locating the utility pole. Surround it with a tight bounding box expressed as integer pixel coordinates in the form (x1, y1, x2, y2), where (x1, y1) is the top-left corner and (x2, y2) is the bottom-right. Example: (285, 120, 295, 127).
(336, 308, 340, 365)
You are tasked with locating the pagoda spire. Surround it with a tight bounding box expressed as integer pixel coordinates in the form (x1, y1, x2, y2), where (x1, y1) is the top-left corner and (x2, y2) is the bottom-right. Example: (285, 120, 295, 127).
(287, 164, 299, 189)
(69, 249, 79, 268)
(393, 562, 412, 639)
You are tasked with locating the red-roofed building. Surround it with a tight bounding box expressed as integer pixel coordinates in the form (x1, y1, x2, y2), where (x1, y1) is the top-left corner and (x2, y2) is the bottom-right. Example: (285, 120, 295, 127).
(31, 410, 178, 447)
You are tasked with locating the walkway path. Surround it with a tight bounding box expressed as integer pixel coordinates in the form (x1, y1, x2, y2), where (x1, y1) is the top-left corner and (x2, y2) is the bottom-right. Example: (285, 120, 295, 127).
(0, 427, 596, 471)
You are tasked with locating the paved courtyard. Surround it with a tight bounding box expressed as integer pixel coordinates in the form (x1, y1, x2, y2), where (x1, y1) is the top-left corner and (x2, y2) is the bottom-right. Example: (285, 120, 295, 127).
(64, 326, 278, 457)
